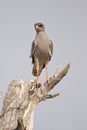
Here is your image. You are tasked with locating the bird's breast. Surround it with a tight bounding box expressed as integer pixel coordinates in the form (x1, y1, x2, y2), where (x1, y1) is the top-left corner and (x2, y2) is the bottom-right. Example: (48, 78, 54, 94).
(34, 36, 52, 61)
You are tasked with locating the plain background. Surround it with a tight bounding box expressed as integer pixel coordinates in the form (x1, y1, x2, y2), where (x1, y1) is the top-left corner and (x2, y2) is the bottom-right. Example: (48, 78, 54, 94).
(0, 0, 87, 130)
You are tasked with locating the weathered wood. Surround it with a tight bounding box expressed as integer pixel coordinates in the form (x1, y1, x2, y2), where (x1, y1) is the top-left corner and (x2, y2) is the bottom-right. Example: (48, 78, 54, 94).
(0, 63, 70, 130)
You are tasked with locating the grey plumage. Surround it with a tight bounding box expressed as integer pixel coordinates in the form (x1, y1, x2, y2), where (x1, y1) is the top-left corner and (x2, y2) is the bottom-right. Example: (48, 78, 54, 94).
(30, 23, 53, 76)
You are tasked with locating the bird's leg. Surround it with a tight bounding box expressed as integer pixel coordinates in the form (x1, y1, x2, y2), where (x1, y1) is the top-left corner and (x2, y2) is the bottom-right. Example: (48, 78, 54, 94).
(36, 61, 40, 84)
(46, 65, 49, 82)
(36, 69, 39, 84)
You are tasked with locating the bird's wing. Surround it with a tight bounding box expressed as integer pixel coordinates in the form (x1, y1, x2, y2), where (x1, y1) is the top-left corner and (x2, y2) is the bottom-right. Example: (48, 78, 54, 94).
(49, 40, 53, 57)
(30, 40, 37, 64)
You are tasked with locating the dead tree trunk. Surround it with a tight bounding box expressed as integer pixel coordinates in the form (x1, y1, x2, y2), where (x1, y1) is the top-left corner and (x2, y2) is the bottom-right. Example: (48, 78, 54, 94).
(0, 64, 70, 130)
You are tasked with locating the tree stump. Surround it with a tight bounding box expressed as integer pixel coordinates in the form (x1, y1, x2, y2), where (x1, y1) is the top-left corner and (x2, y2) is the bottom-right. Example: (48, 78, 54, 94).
(0, 64, 70, 130)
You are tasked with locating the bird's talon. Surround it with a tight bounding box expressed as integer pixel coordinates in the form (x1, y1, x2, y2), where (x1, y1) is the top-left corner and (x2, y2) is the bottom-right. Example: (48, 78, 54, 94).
(46, 78, 50, 83)
(34, 79, 41, 87)
(35, 81, 41, 88)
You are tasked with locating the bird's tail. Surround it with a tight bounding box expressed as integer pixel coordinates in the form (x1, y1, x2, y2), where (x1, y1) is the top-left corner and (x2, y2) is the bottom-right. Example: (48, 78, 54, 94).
(32, 65, 44, 76)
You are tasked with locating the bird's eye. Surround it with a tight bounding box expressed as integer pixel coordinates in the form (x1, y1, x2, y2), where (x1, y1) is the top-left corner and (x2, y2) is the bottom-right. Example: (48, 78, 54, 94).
(39, 24, 42, 27)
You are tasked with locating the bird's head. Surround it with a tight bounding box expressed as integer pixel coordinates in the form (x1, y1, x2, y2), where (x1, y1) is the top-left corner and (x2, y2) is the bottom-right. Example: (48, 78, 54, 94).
(34, 23, 45, 32)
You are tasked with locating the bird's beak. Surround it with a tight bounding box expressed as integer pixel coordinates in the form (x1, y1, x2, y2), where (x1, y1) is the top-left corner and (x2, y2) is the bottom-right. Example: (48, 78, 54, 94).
(35, 25, 39, 29)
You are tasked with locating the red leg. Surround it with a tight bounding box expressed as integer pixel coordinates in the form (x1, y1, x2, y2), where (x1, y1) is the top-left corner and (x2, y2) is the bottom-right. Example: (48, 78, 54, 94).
(46, 65, 49, 82)
(36, 69, 39, 83)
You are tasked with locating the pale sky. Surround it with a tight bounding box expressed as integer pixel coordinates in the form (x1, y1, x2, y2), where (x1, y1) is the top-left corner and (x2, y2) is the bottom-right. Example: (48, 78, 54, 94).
(0, 0, 87, 130)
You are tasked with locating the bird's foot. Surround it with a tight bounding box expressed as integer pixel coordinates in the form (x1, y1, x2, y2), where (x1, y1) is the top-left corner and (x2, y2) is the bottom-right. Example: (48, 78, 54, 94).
(46, 78, 50, 83)
(34, 79, 41, 87)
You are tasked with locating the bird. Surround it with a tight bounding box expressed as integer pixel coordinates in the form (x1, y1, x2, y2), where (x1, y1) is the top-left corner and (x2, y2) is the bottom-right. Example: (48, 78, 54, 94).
(30, 23, 53, 84)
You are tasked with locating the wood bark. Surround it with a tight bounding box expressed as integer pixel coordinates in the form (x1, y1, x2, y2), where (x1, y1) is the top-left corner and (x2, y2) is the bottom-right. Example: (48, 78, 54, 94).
(0, 63, 70, 130)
